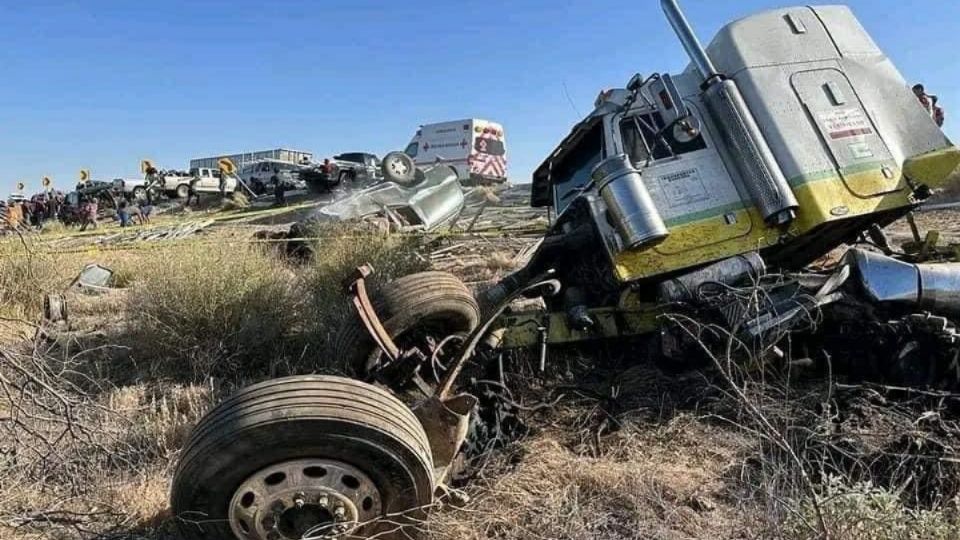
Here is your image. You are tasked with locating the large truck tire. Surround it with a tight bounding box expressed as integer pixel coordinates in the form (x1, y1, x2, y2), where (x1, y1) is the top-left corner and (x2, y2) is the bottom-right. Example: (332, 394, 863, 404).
(334, 271, 480, 376)
(171, 375, 434, 540)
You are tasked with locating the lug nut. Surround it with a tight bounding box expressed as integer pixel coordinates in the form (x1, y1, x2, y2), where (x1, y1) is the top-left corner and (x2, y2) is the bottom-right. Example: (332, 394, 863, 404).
(334, 506, 346, 520)
(294, 497, 305, 509)
(318, 495, 329, 507)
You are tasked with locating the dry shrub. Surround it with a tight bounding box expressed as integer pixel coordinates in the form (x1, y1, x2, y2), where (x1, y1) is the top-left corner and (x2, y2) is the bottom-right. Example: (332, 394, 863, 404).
(106, 383, 213, 462)
(126, 241, 302, 379)
(0, 344, 216, 539)
(300, 223, 428, 361)
(456, 250, 518, 283)
(785, 476, 959, 539)
(37, 220, 69, 236)
(660, 310, 960, 540)
(0, 241, 65, 320)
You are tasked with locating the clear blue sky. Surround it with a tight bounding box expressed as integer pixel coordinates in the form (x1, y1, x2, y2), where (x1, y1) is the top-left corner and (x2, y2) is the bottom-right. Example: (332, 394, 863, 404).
(1, 0, 956, 195)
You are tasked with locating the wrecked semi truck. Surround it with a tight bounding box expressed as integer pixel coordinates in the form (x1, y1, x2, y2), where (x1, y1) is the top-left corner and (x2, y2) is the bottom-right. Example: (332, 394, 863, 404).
(170, 2, 960, 539)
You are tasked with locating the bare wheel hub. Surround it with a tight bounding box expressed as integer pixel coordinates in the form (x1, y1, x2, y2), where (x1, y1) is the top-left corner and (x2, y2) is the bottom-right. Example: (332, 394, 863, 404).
(228, 459, 382, 540)
(388, 158, 409, 176)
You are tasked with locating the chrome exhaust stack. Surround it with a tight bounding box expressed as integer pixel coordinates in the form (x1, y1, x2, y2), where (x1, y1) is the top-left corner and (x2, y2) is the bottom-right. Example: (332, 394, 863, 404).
(660, 0, 719, 82)
(660, 0, 799, 226)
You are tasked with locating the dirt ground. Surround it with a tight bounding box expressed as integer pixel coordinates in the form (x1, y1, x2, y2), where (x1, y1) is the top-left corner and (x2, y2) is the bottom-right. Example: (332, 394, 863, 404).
(887, 206, 960, 245)
(2, 193, 959, 540)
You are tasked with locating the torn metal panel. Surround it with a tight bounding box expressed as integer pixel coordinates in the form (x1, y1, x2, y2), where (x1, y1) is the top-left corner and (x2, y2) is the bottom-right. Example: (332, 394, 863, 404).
(318, 165, 465, 232)
(70, 264, 115, 295)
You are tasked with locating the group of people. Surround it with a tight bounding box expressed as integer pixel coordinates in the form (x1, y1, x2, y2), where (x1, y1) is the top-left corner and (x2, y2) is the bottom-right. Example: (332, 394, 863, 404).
(117, 191, 154, 227)
(1, 188, 154, 233)
(1, 191, 66, 232)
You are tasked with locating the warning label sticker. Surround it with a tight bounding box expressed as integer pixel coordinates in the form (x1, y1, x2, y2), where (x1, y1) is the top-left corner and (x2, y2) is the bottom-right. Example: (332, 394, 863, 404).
(656, 168, 709, 208)
(819, 108, 874, 140)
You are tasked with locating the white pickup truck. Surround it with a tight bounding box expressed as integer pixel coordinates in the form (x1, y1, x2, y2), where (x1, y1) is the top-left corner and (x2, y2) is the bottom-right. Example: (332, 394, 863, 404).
(161, 168, 239, 198)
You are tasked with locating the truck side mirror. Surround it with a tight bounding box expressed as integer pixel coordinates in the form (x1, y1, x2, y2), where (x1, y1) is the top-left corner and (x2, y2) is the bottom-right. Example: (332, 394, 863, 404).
(671, 114, 701, 143)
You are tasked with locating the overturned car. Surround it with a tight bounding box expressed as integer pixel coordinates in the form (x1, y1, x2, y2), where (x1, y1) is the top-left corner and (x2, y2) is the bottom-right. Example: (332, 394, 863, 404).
(317, 152, 464, 232)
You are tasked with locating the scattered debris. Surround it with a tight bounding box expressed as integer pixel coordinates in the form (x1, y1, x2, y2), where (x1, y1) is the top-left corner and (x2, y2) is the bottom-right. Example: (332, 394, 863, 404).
(42, 293, 67, 323)
(40, 220, 215, 251)
(70, 263, 115, 294)
(252, 222, 315, 262)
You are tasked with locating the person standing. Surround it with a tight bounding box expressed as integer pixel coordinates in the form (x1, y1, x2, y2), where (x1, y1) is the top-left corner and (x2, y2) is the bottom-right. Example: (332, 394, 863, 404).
(79, 197, 99, 231)
(218, 171, 228, 199)
(913, 83, 945, 127)
(187, 176, 201, 208)
(138, 187, 154, 224)
(49, 191, 62, 222)
(7, 201, 23, 229)
(117, 200, 132, 227)
(320, 158, 336, 190)
(144, 164, 162, 195)
(271, 168, 286, 205)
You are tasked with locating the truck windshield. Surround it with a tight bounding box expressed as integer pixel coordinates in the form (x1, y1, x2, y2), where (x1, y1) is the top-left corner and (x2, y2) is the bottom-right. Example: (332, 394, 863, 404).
(335, 153, 363, 163)
(404, 142, 419, 158)
(552, 122, 603, 211)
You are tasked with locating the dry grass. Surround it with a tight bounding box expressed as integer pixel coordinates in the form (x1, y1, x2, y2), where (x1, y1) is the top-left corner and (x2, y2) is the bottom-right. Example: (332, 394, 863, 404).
(0, 239, 143, 343)
(0, 226, 432, 538)
(0, 241, 67, 321)
(429, 417, 754, 540)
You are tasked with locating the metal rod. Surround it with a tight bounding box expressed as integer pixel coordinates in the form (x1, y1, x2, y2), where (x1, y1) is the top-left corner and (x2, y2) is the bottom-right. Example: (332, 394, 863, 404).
(537, 325, 548, 372)
(660, 0, 720, 80)
(435, 273, 559, 399)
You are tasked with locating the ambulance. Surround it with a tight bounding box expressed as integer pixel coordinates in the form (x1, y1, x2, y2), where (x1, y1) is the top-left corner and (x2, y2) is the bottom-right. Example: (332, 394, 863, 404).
(403, 118, 507, 184)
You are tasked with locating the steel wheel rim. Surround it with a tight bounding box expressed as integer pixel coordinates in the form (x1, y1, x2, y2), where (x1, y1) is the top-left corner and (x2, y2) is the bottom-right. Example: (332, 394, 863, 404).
(388, 157, 409, 177)
(228, 458, 383, 540)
